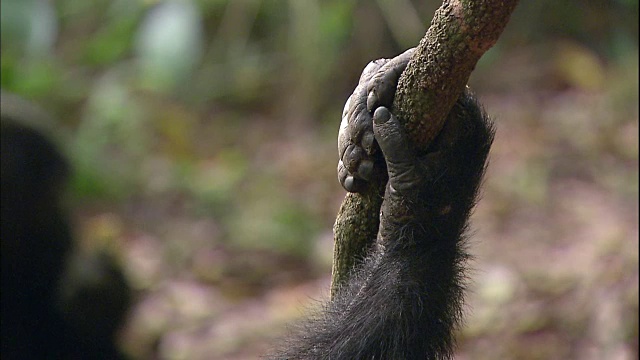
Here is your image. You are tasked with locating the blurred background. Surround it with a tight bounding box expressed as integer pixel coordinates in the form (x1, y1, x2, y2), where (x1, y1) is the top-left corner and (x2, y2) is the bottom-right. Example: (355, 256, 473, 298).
(1, 0, 638, 359)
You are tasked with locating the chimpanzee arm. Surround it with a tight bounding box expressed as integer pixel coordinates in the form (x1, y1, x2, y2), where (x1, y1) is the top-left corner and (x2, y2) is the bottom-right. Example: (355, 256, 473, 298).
(272, 52, 494, 359)
(1, 104, 131, 360)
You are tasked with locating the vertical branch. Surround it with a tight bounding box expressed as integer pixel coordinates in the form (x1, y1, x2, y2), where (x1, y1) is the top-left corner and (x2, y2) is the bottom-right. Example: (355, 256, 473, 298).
(393, 0, 519, 151)
(331, 0, 519, 297)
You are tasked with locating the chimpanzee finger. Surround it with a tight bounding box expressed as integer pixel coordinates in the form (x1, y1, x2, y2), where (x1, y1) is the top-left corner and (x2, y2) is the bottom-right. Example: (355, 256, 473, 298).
(366, 48, 415, 112)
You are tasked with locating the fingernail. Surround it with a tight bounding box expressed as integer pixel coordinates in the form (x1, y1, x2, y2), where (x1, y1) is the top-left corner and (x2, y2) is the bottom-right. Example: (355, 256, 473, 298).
(373, 107, 390, 124)
(367, 91, 377, 112)
(361, 132, 375, 154)
(344, 176, 355, 191)
(357, 160, 373, 181)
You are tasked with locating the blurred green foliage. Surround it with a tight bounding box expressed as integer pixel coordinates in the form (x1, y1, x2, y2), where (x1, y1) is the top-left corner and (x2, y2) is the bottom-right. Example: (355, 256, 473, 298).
(1, 0, 638, 257)
(2, 2, 637, 358)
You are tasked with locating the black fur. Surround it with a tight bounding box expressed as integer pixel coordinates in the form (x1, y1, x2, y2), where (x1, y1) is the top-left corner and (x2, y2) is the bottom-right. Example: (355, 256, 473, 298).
(273, 88, 494, 359)
(1, 112, 130, 360)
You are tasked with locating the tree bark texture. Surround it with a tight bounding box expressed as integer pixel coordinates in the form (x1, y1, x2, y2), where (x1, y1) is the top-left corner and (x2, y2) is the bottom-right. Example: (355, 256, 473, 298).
(331, 0, 519, 298)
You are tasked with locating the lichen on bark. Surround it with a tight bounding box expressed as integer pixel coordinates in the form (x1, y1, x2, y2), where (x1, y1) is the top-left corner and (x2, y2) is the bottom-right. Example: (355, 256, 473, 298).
(331, 0, 518, 297)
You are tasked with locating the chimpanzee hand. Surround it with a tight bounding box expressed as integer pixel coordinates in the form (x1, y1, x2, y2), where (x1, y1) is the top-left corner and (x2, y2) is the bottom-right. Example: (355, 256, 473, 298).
(373, 89, 495, 244)
(274, 51, 494, 359)
(337, 48, 414, 193)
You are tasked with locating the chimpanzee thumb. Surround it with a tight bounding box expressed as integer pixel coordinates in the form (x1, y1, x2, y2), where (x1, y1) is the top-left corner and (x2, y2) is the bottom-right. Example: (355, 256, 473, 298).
(372, 107, 419, 192)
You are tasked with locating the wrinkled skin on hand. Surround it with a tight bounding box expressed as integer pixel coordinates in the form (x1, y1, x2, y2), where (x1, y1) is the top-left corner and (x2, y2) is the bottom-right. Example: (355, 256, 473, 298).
(273, 49, 495, 359)
(337, 48, 493, 243)
(372, 92, 494, 246)
(337, 48, 414, 193)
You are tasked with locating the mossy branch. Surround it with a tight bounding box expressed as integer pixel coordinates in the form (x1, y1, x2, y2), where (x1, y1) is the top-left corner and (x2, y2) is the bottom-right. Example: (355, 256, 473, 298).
(331, 0, 519, 298)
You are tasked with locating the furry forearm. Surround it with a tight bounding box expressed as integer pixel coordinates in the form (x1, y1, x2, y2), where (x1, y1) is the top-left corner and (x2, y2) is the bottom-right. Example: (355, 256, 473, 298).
(273, 91, 494, 360)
